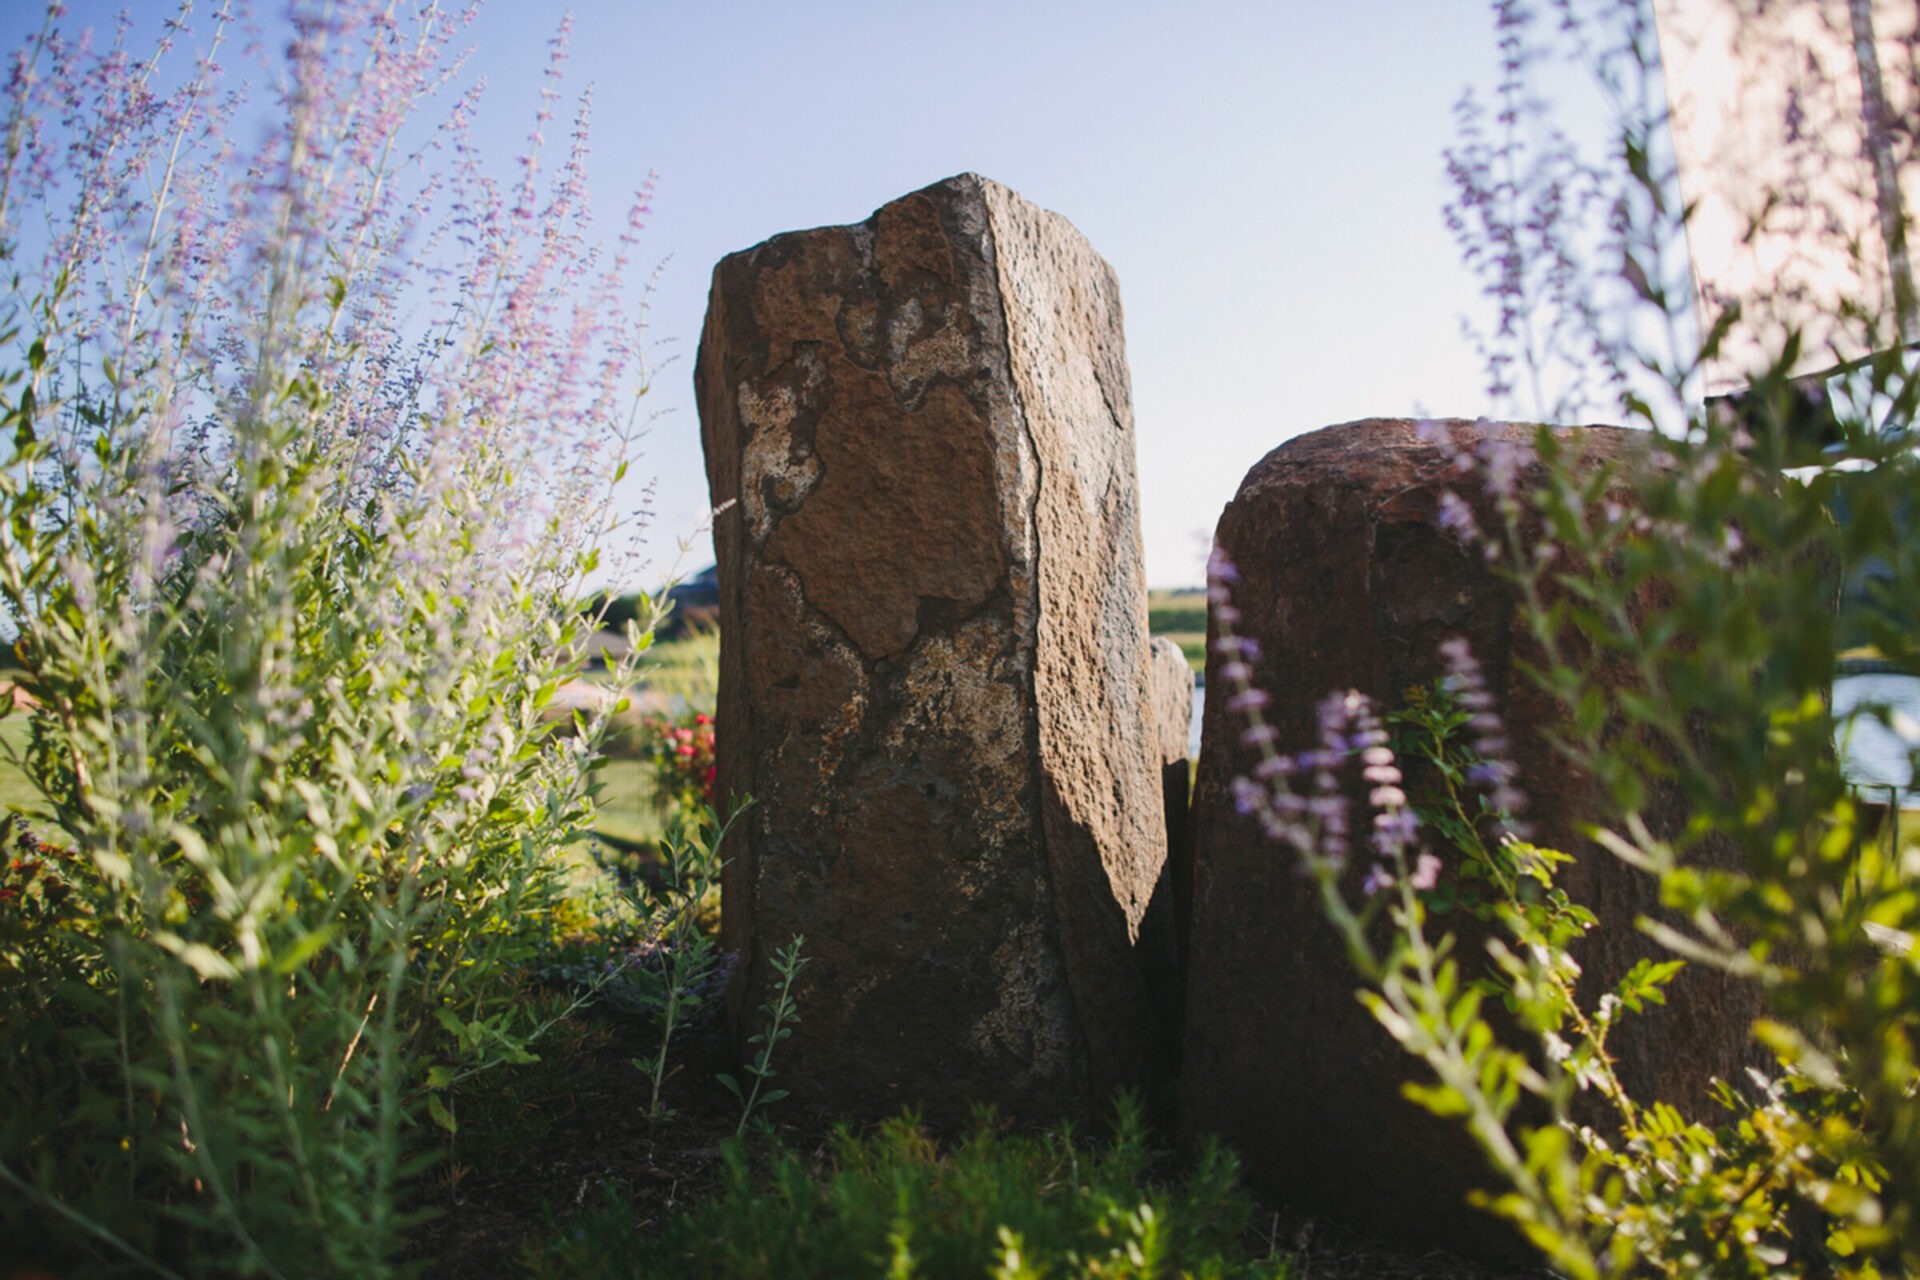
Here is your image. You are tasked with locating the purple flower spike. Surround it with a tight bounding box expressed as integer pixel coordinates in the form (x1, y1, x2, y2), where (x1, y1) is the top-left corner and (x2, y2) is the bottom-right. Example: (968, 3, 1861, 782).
(1252, 754, 1295, 780)
(1226, 688, 1271, 714)
(1372, 808, 1420, 855)
(1241, 723, 1279, 748)
(1231, 776, 1263, 816)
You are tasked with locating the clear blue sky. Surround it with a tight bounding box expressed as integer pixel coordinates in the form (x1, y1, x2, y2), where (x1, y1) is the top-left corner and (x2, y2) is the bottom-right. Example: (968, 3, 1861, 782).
(12, 2, 1608, 588)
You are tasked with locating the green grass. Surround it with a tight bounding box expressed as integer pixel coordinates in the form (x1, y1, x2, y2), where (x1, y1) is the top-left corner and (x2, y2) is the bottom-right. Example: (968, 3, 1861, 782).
(0, 712, 54, 824)
(588, 755, 662, 847)
(584, 628, 719, 851)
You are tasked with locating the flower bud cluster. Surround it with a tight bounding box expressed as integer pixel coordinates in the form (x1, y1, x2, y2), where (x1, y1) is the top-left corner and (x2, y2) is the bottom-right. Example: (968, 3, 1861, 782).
(1209, 545, 1540, 898)
(1437, 636, 1531, 835)
(1414, 419, 1543, 563)
(1210, 547, 1428, 896)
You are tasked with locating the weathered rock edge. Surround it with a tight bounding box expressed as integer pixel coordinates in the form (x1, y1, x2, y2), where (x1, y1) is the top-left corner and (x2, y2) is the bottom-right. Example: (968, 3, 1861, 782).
(695, 173, 1165, 1122)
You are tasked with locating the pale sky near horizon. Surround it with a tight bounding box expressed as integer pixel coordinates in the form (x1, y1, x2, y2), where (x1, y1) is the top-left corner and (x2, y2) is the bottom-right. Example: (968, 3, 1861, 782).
(7, 2, 1618, 588)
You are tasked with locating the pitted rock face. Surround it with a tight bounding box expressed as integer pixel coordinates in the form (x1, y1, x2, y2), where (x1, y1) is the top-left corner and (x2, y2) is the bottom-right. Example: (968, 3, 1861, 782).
(1179, 418, 1766, 1262)
(696, 174, 1165, 1122)
(1147, 636, 1195, 770)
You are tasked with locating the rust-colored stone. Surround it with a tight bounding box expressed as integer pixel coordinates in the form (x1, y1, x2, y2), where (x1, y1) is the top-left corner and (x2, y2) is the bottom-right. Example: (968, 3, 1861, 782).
(1179, 418, 1765, 1260)
(695, 174, 1164, 1122)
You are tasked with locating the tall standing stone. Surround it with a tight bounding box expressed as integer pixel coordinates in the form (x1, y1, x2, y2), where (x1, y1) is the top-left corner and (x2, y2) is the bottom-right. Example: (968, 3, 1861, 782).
(1180, 418, 1766, 1260)
(695, 174, 1165, 1122)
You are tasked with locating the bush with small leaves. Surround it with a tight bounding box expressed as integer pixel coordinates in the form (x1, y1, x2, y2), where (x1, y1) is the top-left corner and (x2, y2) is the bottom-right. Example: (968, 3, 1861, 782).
(1215, 2, 1920, 1273)
(528, 1095, 1286, 1280)
(0, 3, 658, 1275)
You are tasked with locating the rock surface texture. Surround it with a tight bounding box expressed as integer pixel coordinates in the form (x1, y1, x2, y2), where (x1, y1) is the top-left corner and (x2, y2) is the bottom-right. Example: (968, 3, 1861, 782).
(695, 174, 1164, 1122)
(1145, 637, 1195, 949)
(1139, 635, 1198, 1086)
(1147, 636, 1195, 773)
(1179, 418, 1766, 1260)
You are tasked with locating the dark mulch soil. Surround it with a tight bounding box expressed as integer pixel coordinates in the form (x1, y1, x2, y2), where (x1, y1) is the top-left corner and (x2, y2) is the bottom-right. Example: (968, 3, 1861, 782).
(1247, 1210, 1557, 1280)
(407, 1007, 749, 1277)
(410, 1000, 1556, 1280)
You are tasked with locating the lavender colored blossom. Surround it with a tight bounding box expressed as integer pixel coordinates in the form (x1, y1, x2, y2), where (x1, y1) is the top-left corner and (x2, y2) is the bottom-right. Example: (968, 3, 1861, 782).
(1439, 635, 1531, 834)
(1240, 723, 1278, 748)
(1231, 777, 1263, 816)
(1369, 784, 1408, 810)
(1226, 687, 1271, 714)
(1209, 563, 1438, 885)
(1437, 490, 1482, 544)
(1372, 807, 1420, 858)
(1252, 753, 1295, 780)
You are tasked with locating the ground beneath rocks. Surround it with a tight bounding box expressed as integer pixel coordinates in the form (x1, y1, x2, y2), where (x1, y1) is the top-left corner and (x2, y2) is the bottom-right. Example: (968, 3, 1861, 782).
(408, 996, 1558, 1280)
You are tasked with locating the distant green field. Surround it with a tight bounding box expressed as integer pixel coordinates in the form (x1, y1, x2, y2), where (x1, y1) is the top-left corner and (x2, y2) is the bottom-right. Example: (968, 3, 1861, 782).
(1149, 587, 1207, 673)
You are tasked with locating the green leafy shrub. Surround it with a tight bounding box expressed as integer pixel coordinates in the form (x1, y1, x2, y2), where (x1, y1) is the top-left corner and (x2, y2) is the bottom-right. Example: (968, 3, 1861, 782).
(625, 804, 732, 1124)
(1213, 2, 1920, 1273)
(717, 932, 807, 1138)
(531, 1096, 1285, 1279)
(0, 3, 656, 1275)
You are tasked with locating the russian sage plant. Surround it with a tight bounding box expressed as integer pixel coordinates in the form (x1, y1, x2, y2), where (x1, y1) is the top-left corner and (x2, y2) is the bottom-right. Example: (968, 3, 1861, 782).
(626, 801, 735, 1125)
(719, 931, 808, 1138)
(0, 2, 658, 1274)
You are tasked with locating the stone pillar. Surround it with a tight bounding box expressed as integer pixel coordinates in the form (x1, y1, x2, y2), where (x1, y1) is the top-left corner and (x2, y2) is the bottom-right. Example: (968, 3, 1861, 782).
(695, 174, 1164, 1122)
(1147, 637, 1196, 783)
(1179, 418, 1765, 1260)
